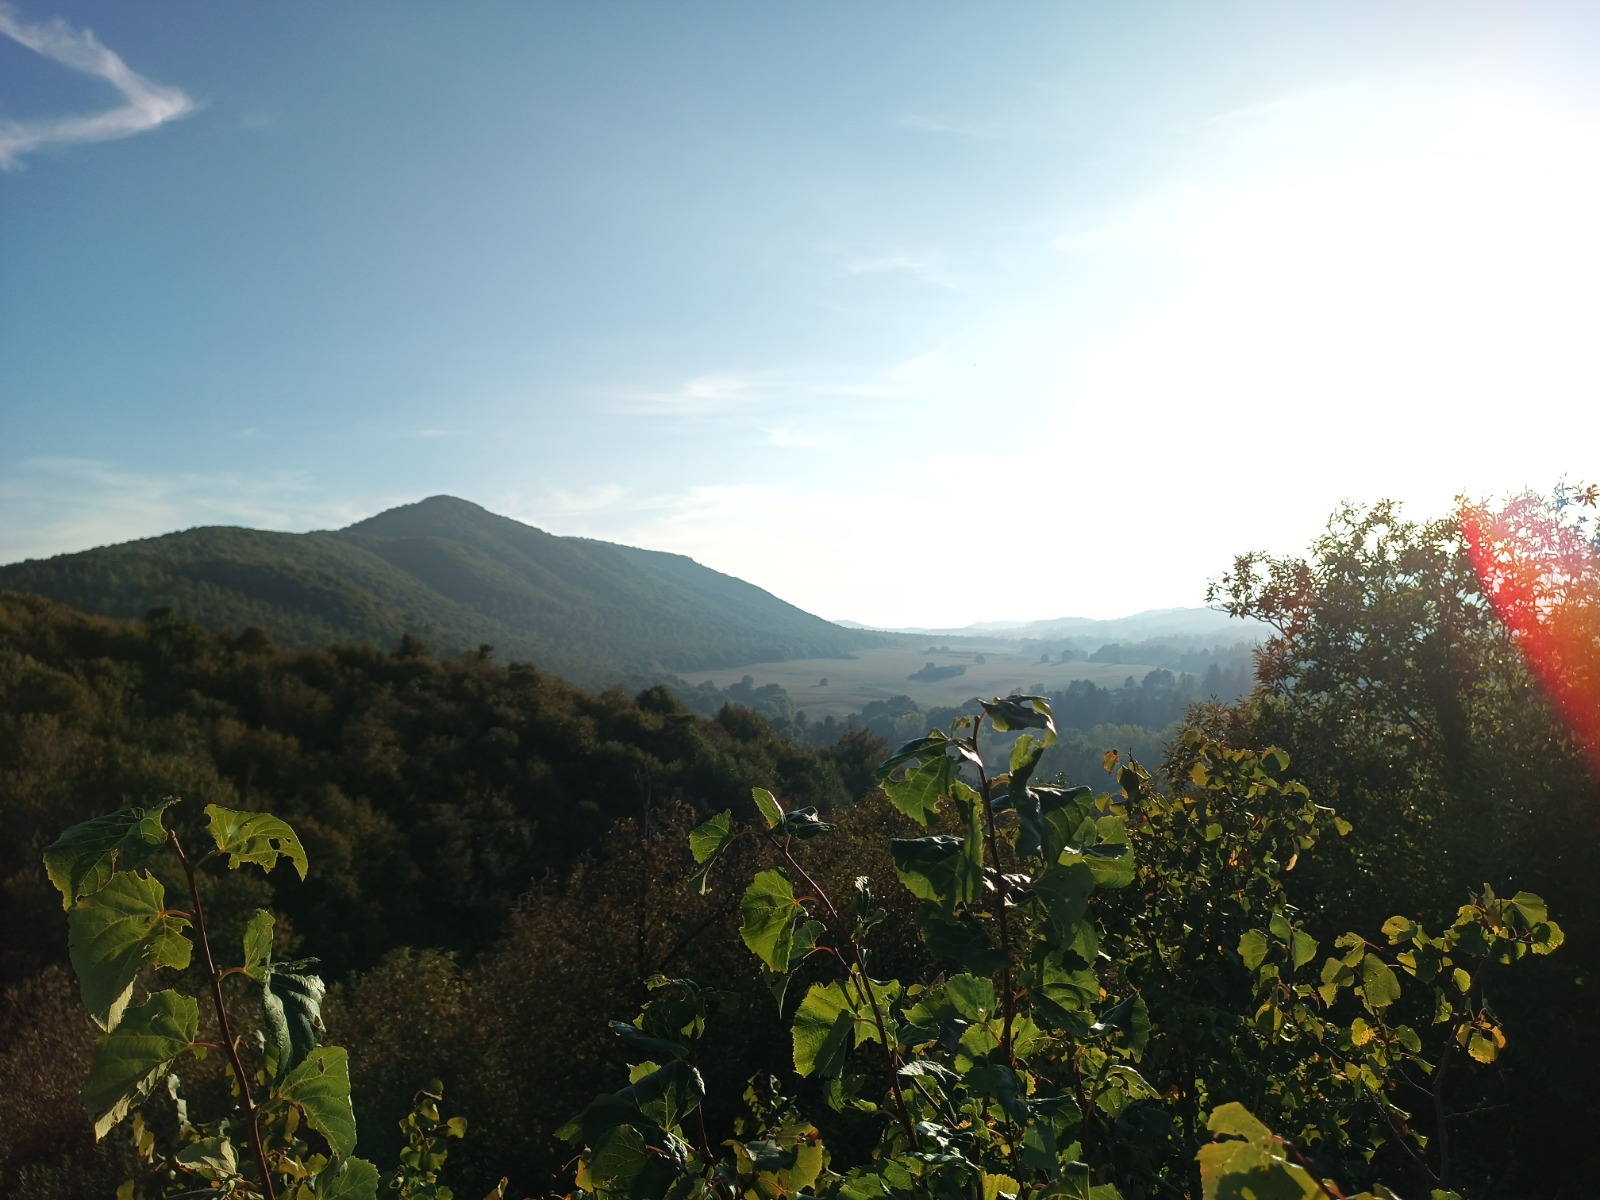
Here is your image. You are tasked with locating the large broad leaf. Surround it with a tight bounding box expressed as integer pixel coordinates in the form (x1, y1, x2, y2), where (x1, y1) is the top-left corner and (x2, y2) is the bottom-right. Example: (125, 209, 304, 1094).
(1360, 956, 1402, 1009)
(752, 787, 784, 830)
(43, 798, 177, 910)
(739, 870, 801, 973)
(68, 870, 192, 1030)
(313, 1156, 380, 1200)
(792, 981, 857, 1079)
(1034, 786, 1094, 864)
(276, 1046, 357, 1160)
(980, 695, 1056, 739)
(616, 1059, 705, 1130)
(263, 964, 327, 1078)
(83, 989, 198, 1139)
(916, 904, 1008, 974)
(204, 804, 308, 879)
(879, 755, 956, 825)
(1196, 1103, 1322, 1200)
(891, 835, 979, 911)
(687, 810, 732, 895)
(1033, 861, 1097, 950)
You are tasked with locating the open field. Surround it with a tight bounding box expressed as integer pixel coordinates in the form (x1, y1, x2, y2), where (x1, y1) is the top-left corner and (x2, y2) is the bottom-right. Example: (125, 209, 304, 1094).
(689, 641, 1167, 720)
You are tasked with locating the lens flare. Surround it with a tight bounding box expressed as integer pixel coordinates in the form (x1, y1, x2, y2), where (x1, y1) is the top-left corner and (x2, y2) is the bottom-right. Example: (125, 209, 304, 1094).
(1459, 489, 1600, 776)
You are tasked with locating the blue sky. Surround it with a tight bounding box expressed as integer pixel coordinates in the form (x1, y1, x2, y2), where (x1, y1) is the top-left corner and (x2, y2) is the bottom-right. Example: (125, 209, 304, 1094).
(4, 2, 1599, 627)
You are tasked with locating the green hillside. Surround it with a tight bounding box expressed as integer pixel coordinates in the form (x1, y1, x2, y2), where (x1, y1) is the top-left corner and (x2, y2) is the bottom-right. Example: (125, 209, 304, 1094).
(0, 496, 877, 684)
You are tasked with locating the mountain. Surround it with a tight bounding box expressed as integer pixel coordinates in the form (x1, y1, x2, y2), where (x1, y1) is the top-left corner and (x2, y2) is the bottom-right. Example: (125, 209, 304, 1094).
(0, 496, 878, 684)
(837, 607, 1265, 642)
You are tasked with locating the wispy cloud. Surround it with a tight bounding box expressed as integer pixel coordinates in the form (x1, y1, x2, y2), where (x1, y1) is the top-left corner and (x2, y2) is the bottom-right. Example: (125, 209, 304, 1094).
(611, 371, 765, 416)
(0, 3, 196, 169)
(765, 427, 843, 451)
(843, 251, 961, 290)
(0, 459, 371, 562)
(895, 112, 994, 139)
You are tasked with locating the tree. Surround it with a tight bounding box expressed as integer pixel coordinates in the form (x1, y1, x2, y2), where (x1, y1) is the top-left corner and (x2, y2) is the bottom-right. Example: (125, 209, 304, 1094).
(1209, 492, 1600, 1195)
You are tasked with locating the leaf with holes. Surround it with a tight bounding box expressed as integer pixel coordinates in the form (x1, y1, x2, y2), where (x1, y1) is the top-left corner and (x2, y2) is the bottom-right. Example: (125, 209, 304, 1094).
(204, 804, 308, 879)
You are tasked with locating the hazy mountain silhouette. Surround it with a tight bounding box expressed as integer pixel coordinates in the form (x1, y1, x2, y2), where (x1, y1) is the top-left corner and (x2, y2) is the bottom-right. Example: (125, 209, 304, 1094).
(0, 496, 877, 684)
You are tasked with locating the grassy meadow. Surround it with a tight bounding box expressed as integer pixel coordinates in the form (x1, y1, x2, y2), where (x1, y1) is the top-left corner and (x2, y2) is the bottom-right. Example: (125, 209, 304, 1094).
(688, 640, 1165, 719)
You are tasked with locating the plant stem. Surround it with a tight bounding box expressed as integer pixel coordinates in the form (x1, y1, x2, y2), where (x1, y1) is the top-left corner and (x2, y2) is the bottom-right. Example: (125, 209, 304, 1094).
(169, 831, 277, 1200)
(770, 836, 916, 1142)
(970, 721, 1017, 1068)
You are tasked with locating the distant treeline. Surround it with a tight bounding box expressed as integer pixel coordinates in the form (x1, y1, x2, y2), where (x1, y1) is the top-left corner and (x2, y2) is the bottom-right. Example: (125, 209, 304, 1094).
(666, 637, 1256, 755)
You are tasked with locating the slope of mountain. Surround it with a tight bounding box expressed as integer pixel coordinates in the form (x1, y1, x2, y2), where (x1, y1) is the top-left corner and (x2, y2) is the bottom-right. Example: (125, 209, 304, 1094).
(0, 496, 876, 684)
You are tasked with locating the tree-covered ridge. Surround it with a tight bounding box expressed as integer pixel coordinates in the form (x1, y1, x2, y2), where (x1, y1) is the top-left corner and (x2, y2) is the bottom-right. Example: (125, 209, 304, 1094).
(0, 593, 880, 993)
(0, 496, 880, 686)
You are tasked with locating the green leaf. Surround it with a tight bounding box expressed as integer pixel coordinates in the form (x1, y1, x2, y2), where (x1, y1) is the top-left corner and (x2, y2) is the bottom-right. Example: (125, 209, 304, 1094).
(780, 807, 836, 839)
(890, 836, 978, 910)
(276, 1046, 357, 1159)
(1035, 861, 1097, 949)
(980, 695, 1056, 739)
(1035, 785, 1094, 864)
(83, 990, 198, 1140)
(916, 904, 1008, 974)
(687, 810, 732, 894)
(752, 788, 784, 830)
(1009, 734, 1047, 803)
(262, 965, 327, 1077)
(617, 1059, 705, 1130)
(1361, 956, 1402, 1009)
(1509, 891, 1548, 927)
(43, 798, 177, 910)
(1080, 841, 1135, 888)
(878, 754, 955, 825)
(176, 1136, 238, 1178)
(204, 804, 308, 879)
(68, 871, 192, 1031)
(689, 810, 732, 863)
(242, 909, 274, 982)
(1238, 930, 1270, 971)
(313, 1156, 380, 1200)
(739, 870, 800, 973)
(792, 981, 856, 1078)
(1290, 930, 1319, 970)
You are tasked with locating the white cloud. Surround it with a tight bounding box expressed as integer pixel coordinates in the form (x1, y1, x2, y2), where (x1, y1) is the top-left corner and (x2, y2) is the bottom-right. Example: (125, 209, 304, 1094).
(844, 251, 961, 290)
(0, 3, 196, 169)
(0, 459, 370, 562)
(765, 427, 843, 450)
(610, 371, 765, 416)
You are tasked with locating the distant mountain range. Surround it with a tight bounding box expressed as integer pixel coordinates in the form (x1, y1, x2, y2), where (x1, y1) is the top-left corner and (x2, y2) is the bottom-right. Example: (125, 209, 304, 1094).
(834, 607, 1266, 643)
(0, 496, 879, 685)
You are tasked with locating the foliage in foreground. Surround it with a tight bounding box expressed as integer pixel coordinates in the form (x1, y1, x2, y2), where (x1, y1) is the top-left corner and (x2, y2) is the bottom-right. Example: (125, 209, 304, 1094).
(41, 798, 474, 1199)
(563, 696, 1561, 1199)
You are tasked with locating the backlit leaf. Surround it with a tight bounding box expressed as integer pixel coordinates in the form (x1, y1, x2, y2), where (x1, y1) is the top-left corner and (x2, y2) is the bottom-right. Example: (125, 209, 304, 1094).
(83, 990, 197, 1140)
(68, 871, 191, 1031)
(276, 1046, 357, 1159)
(792, 981, 856, 1078)
(739, 870, 800, 973)
(43, 798, 177, 910)
(752, 788, 784, 830)
(204, 804, 308, 879)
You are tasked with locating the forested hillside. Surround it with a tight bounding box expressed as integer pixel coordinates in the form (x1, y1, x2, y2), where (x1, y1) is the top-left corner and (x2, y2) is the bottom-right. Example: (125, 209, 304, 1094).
(2, 490, 1597, 1199)
(0, 496, 879, 685)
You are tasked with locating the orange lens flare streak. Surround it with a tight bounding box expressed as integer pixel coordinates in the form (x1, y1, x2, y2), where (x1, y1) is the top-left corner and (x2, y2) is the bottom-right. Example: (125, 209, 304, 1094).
(1460, 494, 1600, 777)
